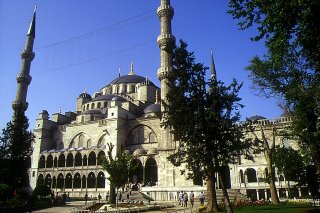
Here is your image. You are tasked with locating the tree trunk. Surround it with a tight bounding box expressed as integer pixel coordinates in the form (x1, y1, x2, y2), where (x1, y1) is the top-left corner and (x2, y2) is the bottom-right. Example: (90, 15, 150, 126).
(206, 170, 220, 212)
(287, 180, 291, 197)
(218, 170, 233, 213)
(109, 183, 116, 204)
(266, 153, 280, 204)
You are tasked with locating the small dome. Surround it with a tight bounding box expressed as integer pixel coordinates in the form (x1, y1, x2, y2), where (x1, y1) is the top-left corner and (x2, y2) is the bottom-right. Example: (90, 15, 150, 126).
(124, 150, 132, 155)
(112, 96, 125, 101)
(133, 148, 146, 156)
(79, 92, 92, 99)
(41, 110, 48, 114)
(81, 110, 102, 115)
(248, 115, 266, 121)
(144, 104, 161, 114)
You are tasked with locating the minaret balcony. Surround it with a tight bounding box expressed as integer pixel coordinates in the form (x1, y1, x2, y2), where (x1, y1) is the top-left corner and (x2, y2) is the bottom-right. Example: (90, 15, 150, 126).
(12, 100, 28, 111)
(16, 73, 32, 84)
(157, 5, 174, 18)
(21, 51, 35, 61)
(157, 67, 173, 81)
(157, 34, 175, 49)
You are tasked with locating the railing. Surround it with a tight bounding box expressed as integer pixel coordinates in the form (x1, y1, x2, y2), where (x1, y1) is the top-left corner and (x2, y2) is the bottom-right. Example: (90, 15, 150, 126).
(281, 198, 320, 206)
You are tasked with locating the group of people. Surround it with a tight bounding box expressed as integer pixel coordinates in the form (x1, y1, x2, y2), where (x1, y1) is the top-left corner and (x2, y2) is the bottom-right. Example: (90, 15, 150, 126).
(178, 191, 205, 207)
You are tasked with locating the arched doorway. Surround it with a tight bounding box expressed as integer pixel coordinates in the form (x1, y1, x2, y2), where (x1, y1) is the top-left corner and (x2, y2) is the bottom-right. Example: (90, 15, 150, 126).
(73, 173, 81, 189)
(66, 153, 74, 167)
(65, 173, 72, 189)
(246, 168, 257, 183)
(97, 171, 105, 188)
(57, 173, 64, 189)
(75, 153, 82, 167)
(145, 158, 158, 186)
(130, 159, 143, 184)
(87, 172, 96, 188)
(88, 152, 96, 166)
(46, 155, 53, 168)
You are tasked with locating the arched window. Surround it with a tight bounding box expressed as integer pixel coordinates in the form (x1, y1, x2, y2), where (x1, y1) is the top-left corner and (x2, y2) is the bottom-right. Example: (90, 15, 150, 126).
(104, 102, 108, 108)
(246, 168, 257, 183)
(97, 171, 105, 188)
(83, 155, 87, 166)
(75, 153, 82, 167)
(91, 103, 95, 109)
(83, 106, 85, 111)
(73, 173, 81, 189)
(97, 151, 105, 165)
(45, 174, 52, 187)
(86, 104, 89, 110)
(87, 172, 96, 188)
(145, 158, 158, 186)
(58, 154, 65, 167)
(97, 102, 101, 108)
(66, 153, 73, 167)
(97, 137, 106, 148)
(57, 173, 64, 189)
(46, 155, 53, 168)
(149, 132, 156, 143)
(38, 155, 45, 168)
(65, 173, 72, 189)
(37, 174, 44, 186)
(88, 152, 96, 166)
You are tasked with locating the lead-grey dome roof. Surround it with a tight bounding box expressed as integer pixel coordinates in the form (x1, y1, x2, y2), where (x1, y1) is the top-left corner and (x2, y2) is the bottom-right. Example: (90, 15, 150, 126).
(107, 75, 155, 86)
(144, 103, 161, 114)
(248, 115, 266, 121)
(78, 92, 92, 99)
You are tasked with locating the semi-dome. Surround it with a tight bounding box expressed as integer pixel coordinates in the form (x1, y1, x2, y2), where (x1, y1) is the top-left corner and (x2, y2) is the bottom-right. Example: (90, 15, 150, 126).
(107, 75, 156, 86)
(112, 96, 125, 101)
(248, 115, 266, 121)
(92, 94, 125, 101)
(78, 92, 92, 99)
(144, 103, 161, 114)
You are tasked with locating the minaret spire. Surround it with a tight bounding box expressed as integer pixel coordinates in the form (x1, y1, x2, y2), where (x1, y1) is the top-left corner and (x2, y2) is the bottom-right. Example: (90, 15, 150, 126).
(12, 6, 36, 111)
(210, 49, 217, 81)
(129, 62, 134, 75)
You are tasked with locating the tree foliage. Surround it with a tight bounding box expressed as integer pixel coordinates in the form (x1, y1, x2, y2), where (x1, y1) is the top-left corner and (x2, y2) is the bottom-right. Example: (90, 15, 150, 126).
(101, 143, 136, 204)
(163, 40, 252, 212)
(228, 0, 320, 174)
(0, 106, 34, 190)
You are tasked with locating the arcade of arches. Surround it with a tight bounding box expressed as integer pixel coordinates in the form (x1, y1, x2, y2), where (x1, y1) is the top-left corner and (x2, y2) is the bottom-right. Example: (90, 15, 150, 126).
(37, 151, 159, 190)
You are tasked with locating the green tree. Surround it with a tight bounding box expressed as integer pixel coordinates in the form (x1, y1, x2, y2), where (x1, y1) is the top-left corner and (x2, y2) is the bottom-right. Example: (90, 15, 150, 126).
(101, 143, 136, 205)
(228, 0, 320, 187)
(273, 145, 305, 196)
(33, 184, 51, 198)
(163, 40, 252, 213)
(249, 126, 280, 204)
(0, 106, 34, 190)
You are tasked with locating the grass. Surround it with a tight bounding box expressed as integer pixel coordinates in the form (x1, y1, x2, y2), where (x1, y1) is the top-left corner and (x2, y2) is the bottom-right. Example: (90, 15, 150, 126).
(232, 204, 319, 213)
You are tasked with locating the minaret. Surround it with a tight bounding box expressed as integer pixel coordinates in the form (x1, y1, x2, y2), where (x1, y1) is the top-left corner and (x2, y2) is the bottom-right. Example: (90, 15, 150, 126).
(157, 0, 175, 150)
(157, 0, 175, 113)
(210, 50, 217, 81)
(12, 6, 36, 111)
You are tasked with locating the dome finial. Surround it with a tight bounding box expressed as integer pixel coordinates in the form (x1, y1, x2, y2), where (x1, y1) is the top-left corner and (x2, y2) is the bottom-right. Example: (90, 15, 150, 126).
(129, 62, 134, 75)
(118, 66, 121, 77)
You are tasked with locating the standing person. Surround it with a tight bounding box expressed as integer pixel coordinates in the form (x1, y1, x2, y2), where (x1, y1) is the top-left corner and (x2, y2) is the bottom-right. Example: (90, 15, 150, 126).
(106, 192, 109, 203)
(62, 192, 67, 205)
(183, 192, 188, 207)
(118, 192, 122, 202)
(85, 192, 88, 205)
(98, 193, 102, 203)
(179, 191, 184, 207)
(189, 191, 194, 207)
(199, 192, 205, 205)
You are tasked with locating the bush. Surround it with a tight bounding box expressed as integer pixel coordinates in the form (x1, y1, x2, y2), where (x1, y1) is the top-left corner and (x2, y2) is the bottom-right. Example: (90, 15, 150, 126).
(33, 184, 51, 198)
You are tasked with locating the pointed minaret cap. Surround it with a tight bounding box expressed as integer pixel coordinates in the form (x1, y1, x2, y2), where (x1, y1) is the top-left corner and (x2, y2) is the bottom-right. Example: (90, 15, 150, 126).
(118, 67, 121, 77)
(128, 62, 134, 75)
(210, 49, 217, 81)
(27, 5, 36, 37)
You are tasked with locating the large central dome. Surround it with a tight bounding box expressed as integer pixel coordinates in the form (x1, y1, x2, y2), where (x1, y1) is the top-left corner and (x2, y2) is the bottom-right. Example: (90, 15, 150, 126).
(107, 74, 155, 86)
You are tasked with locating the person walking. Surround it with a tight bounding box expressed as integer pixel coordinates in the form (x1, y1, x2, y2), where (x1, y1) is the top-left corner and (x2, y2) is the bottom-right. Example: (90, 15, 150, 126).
(85, 192, 88, 205)
(183, 192, 188, 207)
(98, 193, 102, 203)
(199, 192, 205, 205)
(189, 191, 194, 207)
(178, 191, 184, 207)
(106, 192, 109, 203)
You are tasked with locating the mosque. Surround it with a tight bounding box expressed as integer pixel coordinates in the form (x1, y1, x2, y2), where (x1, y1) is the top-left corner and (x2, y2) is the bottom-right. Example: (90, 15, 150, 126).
(13, 0, 307, 201)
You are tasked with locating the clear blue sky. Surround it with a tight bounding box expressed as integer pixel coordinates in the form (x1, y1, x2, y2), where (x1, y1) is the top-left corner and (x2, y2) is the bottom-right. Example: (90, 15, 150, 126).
(0, 0, 282, 130)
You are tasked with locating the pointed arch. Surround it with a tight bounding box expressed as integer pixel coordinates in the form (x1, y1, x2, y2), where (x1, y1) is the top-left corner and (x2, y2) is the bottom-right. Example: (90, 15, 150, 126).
(97, 151, 105, 165)
(69, 132, 91, 148)
(73, 173, 81, 189)
(88, 152, 96, 166)
(97, 171, 105, 188)
(37, 174, 44, 186)
(130, 159, 143, 184)
(45, 174, 52, 187)
(83, 155, 87, 166)
(39, 155, 45, 168)
(57, 173, 64, 189)
(145, 158, 158, 185)
(87, 172, 96, 188)
(58, 154, 65, 167)
(82, 175, 87, 189)
(66, 153, 74, 167)
(46, 155, 53, 168)
(75, 152, 82, 167)
(52, 176, 57, 189)
(126, 125, 158, 145)
(65, 173, 72, 189)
